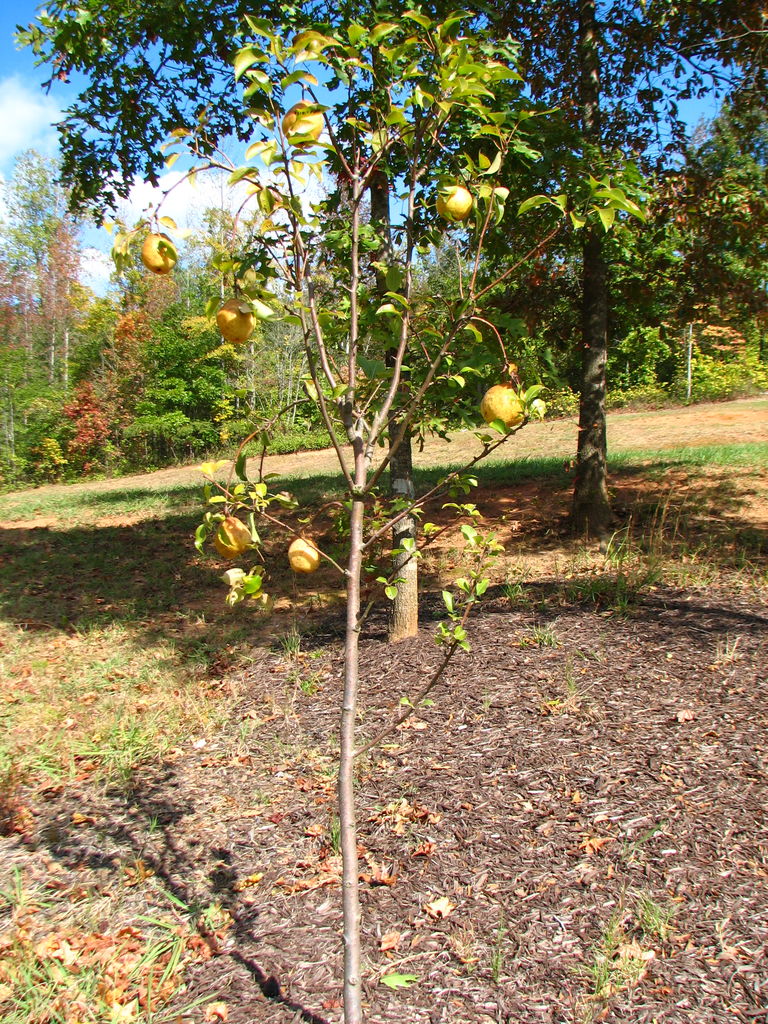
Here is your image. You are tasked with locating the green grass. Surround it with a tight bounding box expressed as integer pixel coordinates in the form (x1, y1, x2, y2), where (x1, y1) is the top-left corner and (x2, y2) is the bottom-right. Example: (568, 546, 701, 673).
(608, 441, 768, 470)
(0, 441, 764, 526)
(0, 483, 201, 524)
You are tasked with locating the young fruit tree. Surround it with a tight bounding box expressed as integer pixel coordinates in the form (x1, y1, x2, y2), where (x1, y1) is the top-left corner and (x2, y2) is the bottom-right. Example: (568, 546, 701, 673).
(109, 10, 639, 1021)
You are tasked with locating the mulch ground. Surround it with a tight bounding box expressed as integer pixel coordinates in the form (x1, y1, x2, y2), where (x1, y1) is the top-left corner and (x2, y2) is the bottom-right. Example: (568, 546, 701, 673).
(4, 582, 768, 1023)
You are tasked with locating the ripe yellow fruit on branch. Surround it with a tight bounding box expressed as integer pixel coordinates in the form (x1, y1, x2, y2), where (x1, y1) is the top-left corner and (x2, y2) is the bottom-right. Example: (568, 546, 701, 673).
(288, 537, 321, 573)
(216, 299, 255, 345)
(480, 383, 525, 428)
(141, 233, 178, 275)
(437, 185, 473, 222)
(214, 516, 253, 559)
(282, 102, 324, 143)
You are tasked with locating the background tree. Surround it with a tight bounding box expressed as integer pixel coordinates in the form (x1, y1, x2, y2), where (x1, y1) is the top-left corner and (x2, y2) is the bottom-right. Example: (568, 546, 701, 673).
(485, 0, 767, 535)
(0, 151, 86, 482)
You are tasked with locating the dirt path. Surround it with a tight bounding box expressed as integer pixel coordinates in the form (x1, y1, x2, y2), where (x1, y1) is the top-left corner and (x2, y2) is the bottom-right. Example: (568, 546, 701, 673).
(7, 397, 768, 501)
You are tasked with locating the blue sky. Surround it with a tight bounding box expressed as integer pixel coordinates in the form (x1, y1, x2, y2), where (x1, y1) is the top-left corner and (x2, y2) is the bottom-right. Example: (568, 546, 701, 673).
(0, 2, 68, 176)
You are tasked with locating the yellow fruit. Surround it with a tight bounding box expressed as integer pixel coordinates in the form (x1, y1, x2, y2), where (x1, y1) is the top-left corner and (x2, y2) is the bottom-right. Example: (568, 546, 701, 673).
(436, 185, 473, 222)
(480, 383, 525, 428)
(216, 299, 255, 345)
(282, 102, 324, 143)
(288, 537, 321, 573)
(141, 232, 178, 275)
(214, 516, 253, 559)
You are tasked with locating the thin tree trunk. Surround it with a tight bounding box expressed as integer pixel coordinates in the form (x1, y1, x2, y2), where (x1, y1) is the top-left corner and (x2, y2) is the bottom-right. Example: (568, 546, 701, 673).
(369, 170, 419, 640)
(339, 487, 364, 1024)
(571, 0, 612, 539)
(63, 327, 69, 389)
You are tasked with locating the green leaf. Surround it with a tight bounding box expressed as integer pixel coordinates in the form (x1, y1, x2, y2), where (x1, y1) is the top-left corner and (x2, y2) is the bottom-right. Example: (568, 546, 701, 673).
(518, 194, 551, 215)
(228, 166, 259, 186)
(234, 46, 261, 81)
(403, 10, 432, 27)
(478, 150, 502, 176)
(347, 23, 367, 45)
(375, 302, 402, 317)
(385, 265, 404, 291)
(381, 973, 418, 990)
(242, 574, 263, 595)
(358, 356, 389, 379)
(385, 585, 398, 600)
(252, 299, 276, 320)
(460, 524, 479, 545)
(370, 21, 399, 44)
(442, 590, 454, 614)
(597, 206, 616, 232)
(243, 15, 274, 37)
(522, 384, 545, 402)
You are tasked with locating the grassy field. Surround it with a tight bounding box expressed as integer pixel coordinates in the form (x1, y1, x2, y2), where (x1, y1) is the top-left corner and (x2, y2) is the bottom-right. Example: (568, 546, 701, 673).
(0, 404, 766, 1023)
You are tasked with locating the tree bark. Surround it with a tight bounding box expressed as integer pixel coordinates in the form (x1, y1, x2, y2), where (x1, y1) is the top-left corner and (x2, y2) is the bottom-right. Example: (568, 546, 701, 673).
(571, 0, 612, 539)
(369, 171, 419, 640)
(388, 432, 419, 639)
(572, 228, 612, 538)
(339, 489, 364, 1024)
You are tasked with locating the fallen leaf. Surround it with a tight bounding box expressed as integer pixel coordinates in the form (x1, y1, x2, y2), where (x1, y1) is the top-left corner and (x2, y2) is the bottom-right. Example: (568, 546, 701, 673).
(412, 841, 435, 858)
(110, 998, 140, 1023)
(380, 972, 418, 989)
(234, 872, 264, 891)
(71, 812, 95, 826)
(34, 935, 79, 965)
(580, 835, 613, 855)
(123, 860, 154, 886)
(398, 718, 427, 731)
(204, 1001, 229, 1021)
(676, 708, 696, 723)
(379, 930, 401, 952)
(424, 896, 455, 919)
(359, 860, 398, 887)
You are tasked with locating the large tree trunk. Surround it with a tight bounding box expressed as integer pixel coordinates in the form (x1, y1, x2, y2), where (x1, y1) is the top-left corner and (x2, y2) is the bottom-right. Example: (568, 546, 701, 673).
(571, 0, 612, 539)
(572, 229, 612, 538)
(369, 171, 419, 640)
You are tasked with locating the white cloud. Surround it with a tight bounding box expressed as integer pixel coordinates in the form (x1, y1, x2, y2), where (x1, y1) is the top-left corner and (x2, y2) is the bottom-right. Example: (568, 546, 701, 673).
(80, 247, 113, 295)
(118, 169, 254, 232)
(0, 76, 61, 173)
(117, 161, 326, 235)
